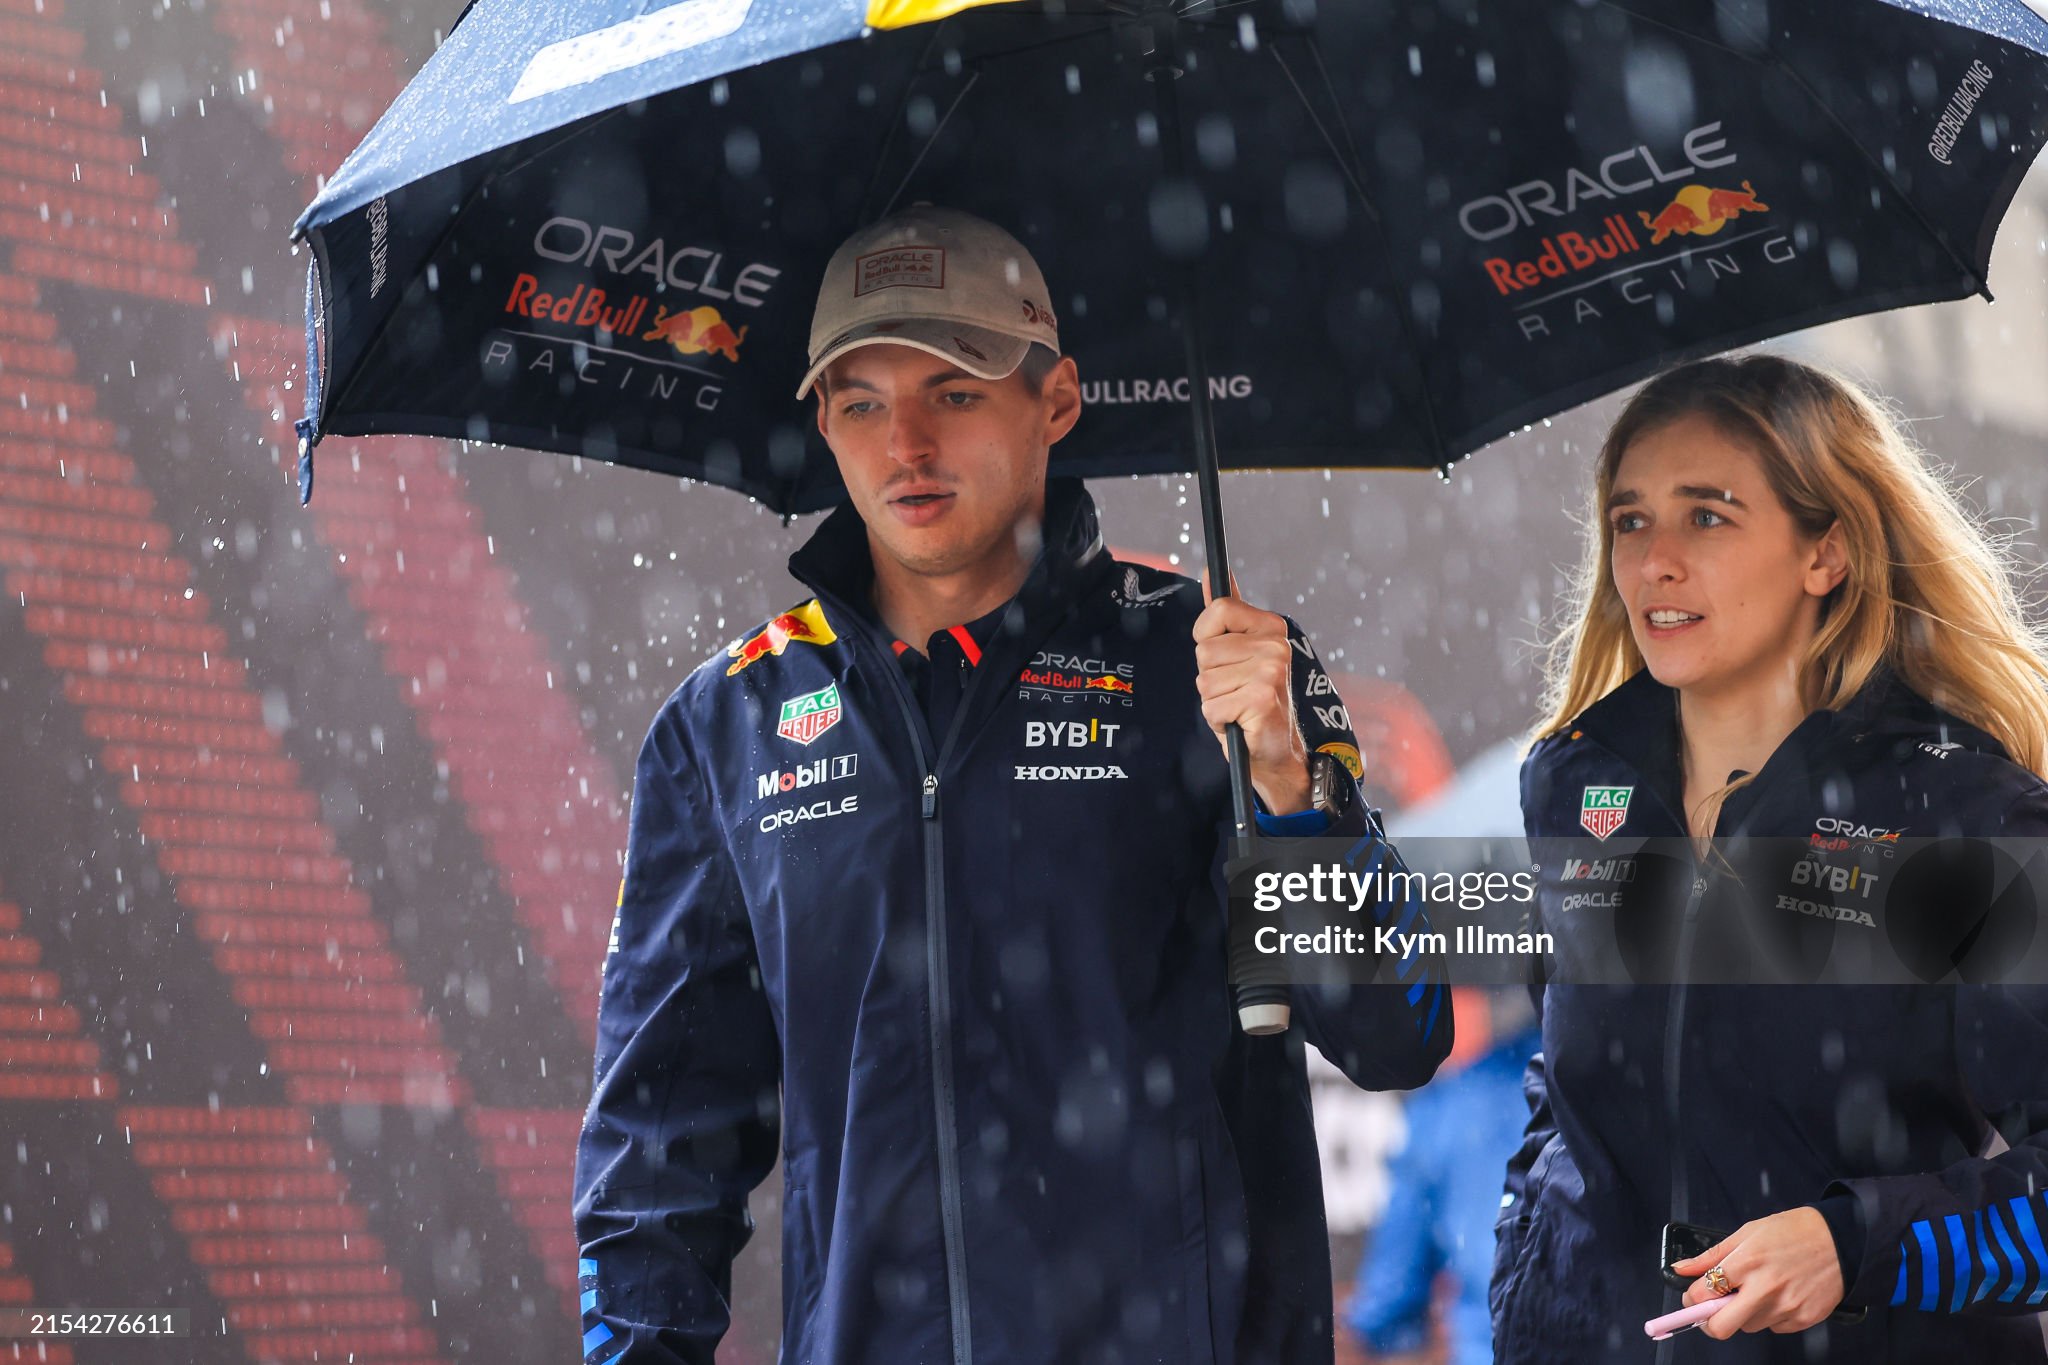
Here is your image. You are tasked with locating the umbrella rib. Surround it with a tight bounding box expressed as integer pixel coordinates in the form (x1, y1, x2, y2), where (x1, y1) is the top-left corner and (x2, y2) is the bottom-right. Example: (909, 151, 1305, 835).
(1599, 1, 1988, 297)
(1304, 35, 1375, 223)
(1265, 42, 1378, 226)
(1777, 62, 1990, 298)
(861, 19, 1121, 221)
(878, 70, 984, 218)
(1269, 36, 1453, 468)
(858, 23, 955, 222)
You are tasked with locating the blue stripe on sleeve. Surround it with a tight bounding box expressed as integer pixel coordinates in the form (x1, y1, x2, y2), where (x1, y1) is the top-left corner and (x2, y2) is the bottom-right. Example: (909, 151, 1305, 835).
(1992, 1203, 2027, 1304)
(1946, 1214, 1970, 1313)
(1391, 888, 1422, 941)
(1914, 1219, 1940, 1312)
(581, 1287, 599, 1314)
(1891, 1254, 1908, 1309)
(1255, 808, 1330, 837)
(2012, 1195, 2048, 1305)
(1972, 1208, 1998, 1304)
(1394, 925, 1423, 981)
(583, 1321, 616, 1359)
(580, 1257, 598, 1278)
(1419, 979, 1443, 1042)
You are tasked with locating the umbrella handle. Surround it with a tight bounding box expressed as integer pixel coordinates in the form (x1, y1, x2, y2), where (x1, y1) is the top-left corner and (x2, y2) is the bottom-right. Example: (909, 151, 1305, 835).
(1228, 723, 1292, 1037)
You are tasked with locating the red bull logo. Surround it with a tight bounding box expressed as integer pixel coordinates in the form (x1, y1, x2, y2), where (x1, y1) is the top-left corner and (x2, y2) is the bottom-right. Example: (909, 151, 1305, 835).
(643, 304, 750, 362)
(726, 600, 837, 677)
(1637, 180, 1768, 245)
(1020, 653, 1137, 705)
(502, 273, 650, 336)
(1483, 215, 1643, 296)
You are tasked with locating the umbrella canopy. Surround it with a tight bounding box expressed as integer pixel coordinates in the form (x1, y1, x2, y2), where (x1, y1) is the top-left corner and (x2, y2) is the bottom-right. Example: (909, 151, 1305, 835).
(292, 0, 2048, 516)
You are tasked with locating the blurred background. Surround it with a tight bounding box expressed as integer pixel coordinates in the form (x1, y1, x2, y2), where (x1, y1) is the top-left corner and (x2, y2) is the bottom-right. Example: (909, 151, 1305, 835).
(0, 2, 2043, 1362)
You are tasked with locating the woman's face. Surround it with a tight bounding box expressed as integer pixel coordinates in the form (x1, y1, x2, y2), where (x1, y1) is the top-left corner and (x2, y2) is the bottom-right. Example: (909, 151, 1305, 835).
(1607, 413, 1844, 700)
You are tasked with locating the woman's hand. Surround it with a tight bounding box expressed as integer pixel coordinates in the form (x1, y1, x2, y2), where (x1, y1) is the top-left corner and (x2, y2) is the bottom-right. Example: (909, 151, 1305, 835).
(1673, 1208, 1845, 1337)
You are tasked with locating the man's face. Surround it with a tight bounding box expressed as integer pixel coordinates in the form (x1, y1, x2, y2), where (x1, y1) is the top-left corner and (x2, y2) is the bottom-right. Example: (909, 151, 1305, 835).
(815, 344, 1081, 581)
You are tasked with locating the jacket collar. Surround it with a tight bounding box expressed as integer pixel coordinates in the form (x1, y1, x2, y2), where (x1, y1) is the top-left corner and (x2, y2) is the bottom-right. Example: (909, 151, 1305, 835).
(786, 475, 1110, 641)
(1565, 662, 1979, 833)
(786, 477, 1115, 757)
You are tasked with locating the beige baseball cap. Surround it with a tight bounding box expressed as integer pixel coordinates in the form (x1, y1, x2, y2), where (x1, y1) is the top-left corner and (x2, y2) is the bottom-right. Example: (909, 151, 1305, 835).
(795, 204, 1061, 400)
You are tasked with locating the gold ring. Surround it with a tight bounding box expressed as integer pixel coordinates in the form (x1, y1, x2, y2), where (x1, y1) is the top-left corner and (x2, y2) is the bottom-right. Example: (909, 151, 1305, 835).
(1705, 1264, 1733, 1297)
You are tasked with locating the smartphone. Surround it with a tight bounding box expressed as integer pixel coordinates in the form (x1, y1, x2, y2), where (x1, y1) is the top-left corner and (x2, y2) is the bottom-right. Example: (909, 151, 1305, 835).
(1660, 1221, 1724, 1290)
(1658, 1221, 1867, 1326)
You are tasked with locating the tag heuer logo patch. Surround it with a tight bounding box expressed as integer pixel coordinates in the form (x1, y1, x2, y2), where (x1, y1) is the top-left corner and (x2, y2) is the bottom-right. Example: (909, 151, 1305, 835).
(777, 682, 843, 745)
(1580, 786, 1632, 840)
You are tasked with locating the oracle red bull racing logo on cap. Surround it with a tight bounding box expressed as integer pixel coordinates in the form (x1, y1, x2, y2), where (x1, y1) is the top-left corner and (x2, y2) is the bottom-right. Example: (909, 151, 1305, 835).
(777, 682, 843, 745)
(856, 246, 944, 294)
(726, 600, 837, 677)
(1580, 786, 1632, 841)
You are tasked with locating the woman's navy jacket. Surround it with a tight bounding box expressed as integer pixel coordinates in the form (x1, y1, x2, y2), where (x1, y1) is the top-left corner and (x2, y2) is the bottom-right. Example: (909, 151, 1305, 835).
(1494, 666, 2048, 1363)
(574, 480, 1452, 1364)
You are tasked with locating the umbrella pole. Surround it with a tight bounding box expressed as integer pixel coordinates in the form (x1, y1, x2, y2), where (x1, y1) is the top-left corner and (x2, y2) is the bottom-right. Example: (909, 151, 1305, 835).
(1145, 12, 1289, 1037)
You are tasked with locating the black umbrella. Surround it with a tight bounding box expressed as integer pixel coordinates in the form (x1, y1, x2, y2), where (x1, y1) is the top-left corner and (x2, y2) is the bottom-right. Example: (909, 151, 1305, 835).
(291, 0, 2048, 1029)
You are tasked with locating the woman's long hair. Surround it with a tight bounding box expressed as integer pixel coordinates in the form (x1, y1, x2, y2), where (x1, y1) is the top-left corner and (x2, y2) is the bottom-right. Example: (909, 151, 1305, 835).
(1535, 352, 2048, 785)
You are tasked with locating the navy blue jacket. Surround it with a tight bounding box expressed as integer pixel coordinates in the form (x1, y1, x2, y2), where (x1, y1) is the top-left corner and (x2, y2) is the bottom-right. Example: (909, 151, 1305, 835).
(574, 479, 1452, 1365)
(1493, 666, 2048, 1363)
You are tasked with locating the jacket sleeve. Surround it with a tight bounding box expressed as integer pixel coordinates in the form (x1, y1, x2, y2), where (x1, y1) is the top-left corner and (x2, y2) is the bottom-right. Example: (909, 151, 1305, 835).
(1265, 617, 1453, 1091)
(573, 698, 781, 1364)
(1823, 791, 2048, 1314)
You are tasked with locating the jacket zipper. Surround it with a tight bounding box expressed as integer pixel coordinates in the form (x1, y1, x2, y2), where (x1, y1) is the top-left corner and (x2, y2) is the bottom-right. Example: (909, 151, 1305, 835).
(1566, 742, 1708, 1215)
(849, 615, 976, 1365)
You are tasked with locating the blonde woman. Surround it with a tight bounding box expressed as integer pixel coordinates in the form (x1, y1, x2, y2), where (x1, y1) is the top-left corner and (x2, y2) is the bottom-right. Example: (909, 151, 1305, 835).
(1490, 354, 2048, 1363)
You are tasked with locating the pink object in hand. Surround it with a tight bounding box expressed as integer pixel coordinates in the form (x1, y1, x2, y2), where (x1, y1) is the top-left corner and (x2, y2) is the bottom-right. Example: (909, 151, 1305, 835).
(1645, 1296, 1730, 1340)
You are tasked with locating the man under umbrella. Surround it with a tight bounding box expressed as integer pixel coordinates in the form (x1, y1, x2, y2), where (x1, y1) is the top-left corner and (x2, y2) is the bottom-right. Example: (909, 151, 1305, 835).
(572, 205, 1452, 1365)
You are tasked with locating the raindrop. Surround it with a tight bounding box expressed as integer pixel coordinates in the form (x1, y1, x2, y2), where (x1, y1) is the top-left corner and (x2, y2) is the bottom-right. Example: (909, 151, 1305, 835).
(1284, 164, 1347, 241)
(1826, 240, 1859, 290)
(1195, 115, 1235, 171)
(724, 129, 761, 177)
(1147, 181, 1209, 260)
(1622, 41, 1696, 146)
